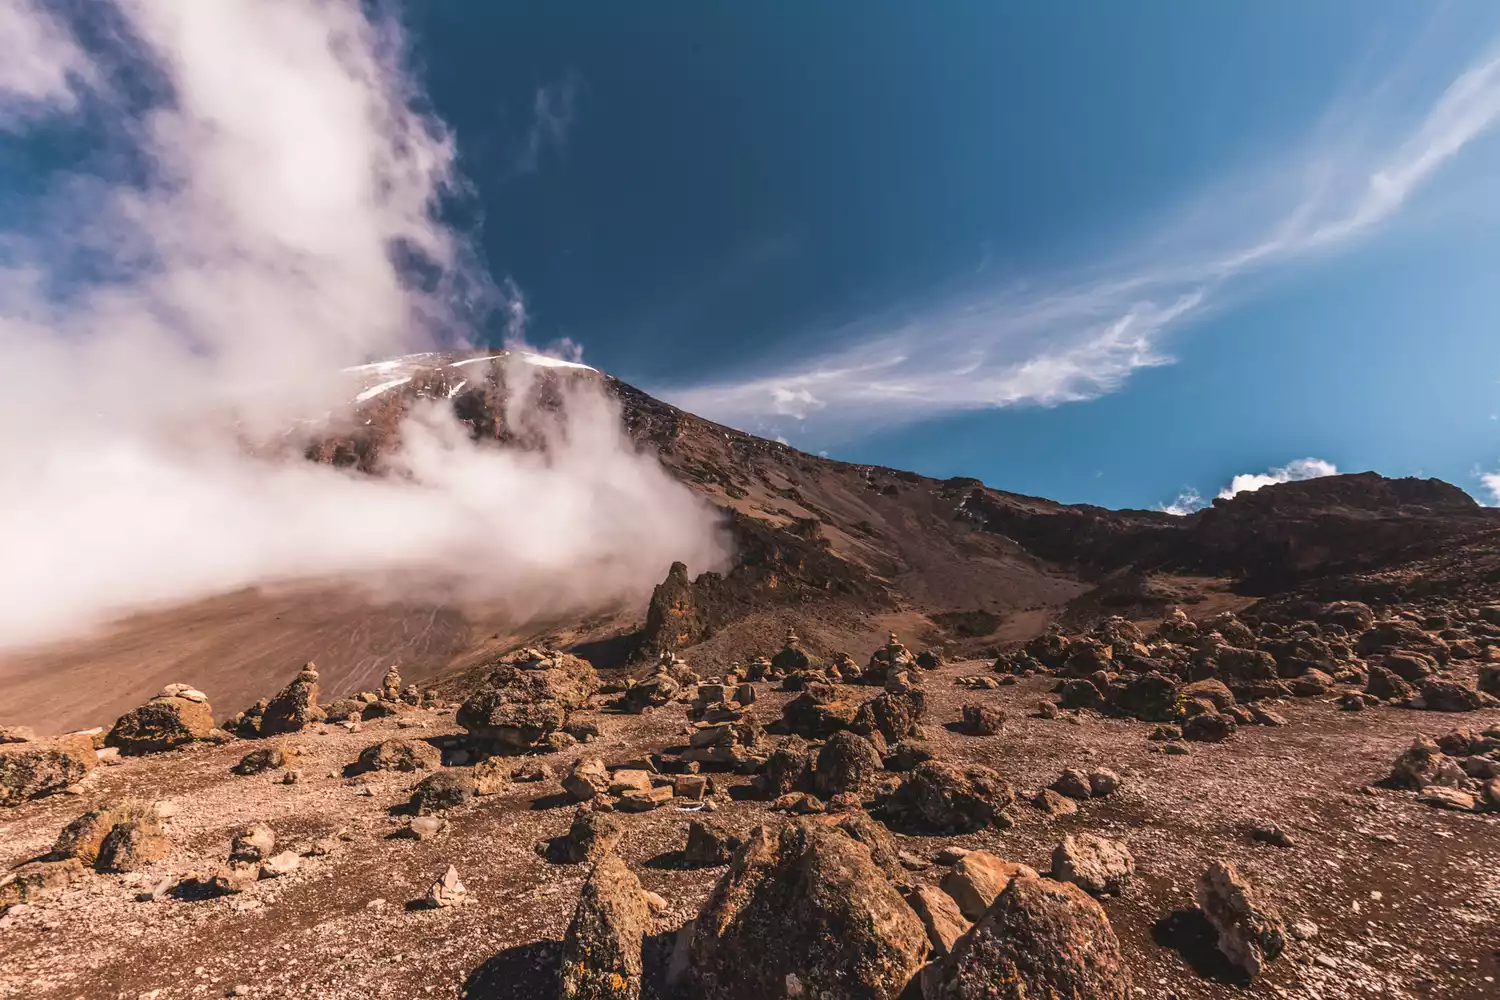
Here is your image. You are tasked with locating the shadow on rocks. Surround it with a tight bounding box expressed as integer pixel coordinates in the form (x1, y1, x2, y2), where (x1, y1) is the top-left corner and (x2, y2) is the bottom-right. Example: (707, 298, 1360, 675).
(1152, 908, 1251, 986)
(642, 849, 689, 871)
(461, 941, 561, 1000)
(526, 792, 575, 811)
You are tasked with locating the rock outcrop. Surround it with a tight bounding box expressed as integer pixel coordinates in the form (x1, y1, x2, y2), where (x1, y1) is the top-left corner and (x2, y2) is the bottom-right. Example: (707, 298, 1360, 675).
(106, 687, 215, 755)
(457, 648, 599, 752)
(689, 821, 928, 1000)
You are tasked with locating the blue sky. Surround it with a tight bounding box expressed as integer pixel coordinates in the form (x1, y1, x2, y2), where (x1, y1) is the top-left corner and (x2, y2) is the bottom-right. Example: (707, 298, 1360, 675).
(399, 2, 1500, 510)
(5, 3, 1500, 512)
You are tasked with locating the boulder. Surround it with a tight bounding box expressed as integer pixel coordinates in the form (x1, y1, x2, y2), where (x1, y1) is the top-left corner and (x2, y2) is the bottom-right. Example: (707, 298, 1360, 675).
(827, 810, 905, 880)
(907, 884, 970, 956)
(1051, 768, 1092, 799)
(1365, 664, 1415, 701)
(233, 745, 299, 776)
(106, 692, 215, 755)
(560, 853, 651, 1000)
(1051, 833, 1134, 896)
(1419, 678, 1483, 712)
(1115, 671, 1177, 721)
(621, 671, 680, 714)
(353, 738, 434, 774)
(685, 820, 742, 867)
(0, 858, 87, 910)
(1179, 678, 1235, 711)
(1057, 678, 1105, 711)
(888, 762, 1014, 833)
(1382, 651, 1437, 682)
(940, 851, 1039, 920)
(923, 876, 1131, 999)
(759, 739, 816, 798)
(1182, 712, 1236, 743)
(689, 821, 928, 1000)
(409, 771, 475, 814)
(959, 704, 1004, 736)
(851, 689, 926, 744)
(813, 731, 885, 799)
(782, 683, 859, 737)
(229, 823, 276, 864)
(563, 757, 612, 802)
(96, 819, 171, 873)
(564, 808, 623, 864)
(1196, 861, 1286, 978)
(1088, 768, 1122, 797)
(0, 734, 96, 805)
(256, 663, 324, 736)
(51, 807, 122, 865)
(1388, 737, 1468, 790)
(457, 648, 599, 751)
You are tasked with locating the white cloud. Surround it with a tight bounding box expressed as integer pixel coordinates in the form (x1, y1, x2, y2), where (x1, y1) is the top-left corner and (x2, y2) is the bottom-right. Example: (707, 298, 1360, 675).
(668, 34, 1500, 436)
(0, 0, 94, 123)
(1479, 469, 1500, 505)
(1217, 458, 1339, 499)
(1156, 487, 1204, 517)
(0, 1, 727, 652)
(1155, 457, 1339, 514)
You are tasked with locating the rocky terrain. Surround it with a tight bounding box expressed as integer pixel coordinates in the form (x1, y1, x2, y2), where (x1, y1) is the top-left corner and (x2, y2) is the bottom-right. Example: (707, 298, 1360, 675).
(4, 354, 1500, 999)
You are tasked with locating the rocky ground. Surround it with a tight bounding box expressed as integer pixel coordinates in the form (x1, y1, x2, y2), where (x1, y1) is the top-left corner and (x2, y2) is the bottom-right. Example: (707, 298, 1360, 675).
(4, 610, 1499, 1000)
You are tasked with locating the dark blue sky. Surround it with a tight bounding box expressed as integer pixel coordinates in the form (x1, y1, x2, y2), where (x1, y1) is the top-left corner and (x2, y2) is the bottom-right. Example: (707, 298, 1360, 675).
(402, 3, 1500, 509)
(9, 3, 1495, 512)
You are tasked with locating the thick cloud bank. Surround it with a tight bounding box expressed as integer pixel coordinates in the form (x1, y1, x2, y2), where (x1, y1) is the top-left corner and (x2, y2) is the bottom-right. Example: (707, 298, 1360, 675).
(0, 1, 727, 651)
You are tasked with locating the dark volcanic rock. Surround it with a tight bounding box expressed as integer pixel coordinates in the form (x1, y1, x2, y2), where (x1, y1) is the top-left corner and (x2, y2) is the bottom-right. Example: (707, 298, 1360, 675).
(560, 852, 651, 1000)
(923, 875, 1131, 999)
(813, 731, 885, 799)
(457, 648, 599, 751)
(0, 734, 96, 805)
(107, 690, 215, 755)
(689, 821, 928, 1000)
(887, 761, 1014, 833)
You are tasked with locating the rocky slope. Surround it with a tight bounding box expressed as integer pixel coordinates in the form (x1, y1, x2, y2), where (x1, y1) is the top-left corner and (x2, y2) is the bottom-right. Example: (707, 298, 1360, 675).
(4, 355, 1500, 997)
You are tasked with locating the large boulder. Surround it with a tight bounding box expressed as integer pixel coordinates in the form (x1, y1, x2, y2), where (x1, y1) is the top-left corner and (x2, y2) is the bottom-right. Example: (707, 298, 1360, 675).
(813, 731, 885, 799)
(1388, 737, 1468, 790)
(1051, 833, 1134, 896)
(352, 738, 435, 774)
(939, 851, 1038, 920)
(781, 683, 859, 738)
(559, 852, 652, 1000)
(256, 664, 324, 736)
(760, 739, 817, 797)
(922, 876, 1131, 999)
(1419, 678, 1484, 712)
(1196, 861, 1286, 979)
(1114, 671, 1178, 721)
(907, 885, 970, 956)
(564, 808, 624, 864)
(457, 648, 599, 752)
(690, 821, 928, 1000)
(0, 733, 96, 805)
(851, 689, 926, 744)
(887, 762, 1013, 833)
(96, 818, 171, 873)
(106, 688, 215, 755)
(0, 858, 87, 910)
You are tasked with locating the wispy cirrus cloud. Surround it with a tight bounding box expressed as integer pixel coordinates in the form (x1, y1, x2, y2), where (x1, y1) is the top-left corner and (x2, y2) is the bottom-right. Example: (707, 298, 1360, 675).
(513, 74, 578, 174)
(669, 36, 1500, 439)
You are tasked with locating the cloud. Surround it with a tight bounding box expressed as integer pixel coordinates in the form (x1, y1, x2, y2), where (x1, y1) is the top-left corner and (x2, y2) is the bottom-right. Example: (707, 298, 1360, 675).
(0, 0, 94, 123)
(0, 1, 727, 652)
(1479, 469, 1500, 505)
(1217, 458, 1339, 498)
(1156, 457, 1339, 514)
(668, 34, 1500, 438)
(513, 75, 578, 174)
(1156, 487, 1204, 517)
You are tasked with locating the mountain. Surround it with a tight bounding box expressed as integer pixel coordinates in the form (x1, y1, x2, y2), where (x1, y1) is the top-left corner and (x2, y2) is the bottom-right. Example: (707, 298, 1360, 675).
(4, 352, 1498, 735)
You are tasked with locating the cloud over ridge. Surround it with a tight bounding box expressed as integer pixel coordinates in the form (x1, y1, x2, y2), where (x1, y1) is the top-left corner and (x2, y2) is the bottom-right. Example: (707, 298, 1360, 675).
(0, 0, 727, 652)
